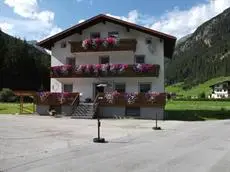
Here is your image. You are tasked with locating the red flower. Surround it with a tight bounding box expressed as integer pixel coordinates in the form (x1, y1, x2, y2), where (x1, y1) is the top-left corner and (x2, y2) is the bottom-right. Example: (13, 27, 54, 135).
(123, 64, 128, 69)
(94, 38, 103, 45)
(95, 64, 102, 69)
(106, 37, 115, 44)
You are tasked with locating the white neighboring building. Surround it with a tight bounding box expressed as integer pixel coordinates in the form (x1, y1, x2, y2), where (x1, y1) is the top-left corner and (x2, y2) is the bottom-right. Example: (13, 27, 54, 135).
(209, 81, 230, 99)
(37, 14, 176, 119)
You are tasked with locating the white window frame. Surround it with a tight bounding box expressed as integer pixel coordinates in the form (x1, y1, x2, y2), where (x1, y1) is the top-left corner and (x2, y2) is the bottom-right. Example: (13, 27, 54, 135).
(114, 83, 126, 93)
(63, 84, 73, 92)
(134, 55, 145, 64)
(99, 56, 110, 64)
(138, 82, 152, 93)
(66, 57, 76, 66)
(90, 32, 101, 39)
(61, 41, 66, 48)
(108, 31, 119, 38)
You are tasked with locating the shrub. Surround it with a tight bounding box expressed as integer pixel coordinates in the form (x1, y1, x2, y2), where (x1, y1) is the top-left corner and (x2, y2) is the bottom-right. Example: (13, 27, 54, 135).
(220, 107, 226, 111)
(0, 88, 16, 102)
(198, 92, 206, 99)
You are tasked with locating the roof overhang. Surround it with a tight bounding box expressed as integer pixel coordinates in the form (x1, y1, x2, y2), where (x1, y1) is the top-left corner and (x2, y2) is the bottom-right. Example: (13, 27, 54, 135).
(37, 14, 177, 58)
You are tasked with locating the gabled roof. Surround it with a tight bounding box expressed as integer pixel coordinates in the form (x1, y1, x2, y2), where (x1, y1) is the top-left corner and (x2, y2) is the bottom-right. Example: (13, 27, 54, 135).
(209, 80, 230, 88)
(37, 14, 177, 58)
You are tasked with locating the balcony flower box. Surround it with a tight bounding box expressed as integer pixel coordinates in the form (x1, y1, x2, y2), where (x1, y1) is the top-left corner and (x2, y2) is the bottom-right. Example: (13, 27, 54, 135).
(51, 64, 160, 78)
(69, 39, 137, 52)
(98, 92, 166, 107)
(82, 37, 119, 50)
(36, 92, 79, 105)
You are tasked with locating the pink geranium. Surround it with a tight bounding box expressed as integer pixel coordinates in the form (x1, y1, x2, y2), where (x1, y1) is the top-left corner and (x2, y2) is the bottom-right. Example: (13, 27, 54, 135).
(82, 39, 91, 49)
(106, 37, 115, 44)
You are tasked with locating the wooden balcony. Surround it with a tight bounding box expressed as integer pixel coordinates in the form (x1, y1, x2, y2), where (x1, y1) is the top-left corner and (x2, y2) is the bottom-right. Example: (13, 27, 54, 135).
(35, 92, 79, 106)
(69, 39, 137, 53)
(97, 92, 166, 107)
(50, 64, 160, 78)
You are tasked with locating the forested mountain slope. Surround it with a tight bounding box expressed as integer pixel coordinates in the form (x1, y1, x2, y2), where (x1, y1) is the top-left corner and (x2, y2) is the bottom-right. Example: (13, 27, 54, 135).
(0, 30, 50, 91)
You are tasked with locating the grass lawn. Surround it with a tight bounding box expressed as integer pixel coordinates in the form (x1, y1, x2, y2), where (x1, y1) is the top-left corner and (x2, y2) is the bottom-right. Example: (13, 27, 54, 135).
(165, 100, 230, 121)
(1, 101, 230, 121)
(0, 103, 34, 114)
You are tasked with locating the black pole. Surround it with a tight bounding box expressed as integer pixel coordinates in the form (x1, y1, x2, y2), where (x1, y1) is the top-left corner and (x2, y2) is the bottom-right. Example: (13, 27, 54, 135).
(93, 95, 106, 143)
(97, 116, 100, 139)
(153, 112, 161, 130)
(156, 113, 158, 128)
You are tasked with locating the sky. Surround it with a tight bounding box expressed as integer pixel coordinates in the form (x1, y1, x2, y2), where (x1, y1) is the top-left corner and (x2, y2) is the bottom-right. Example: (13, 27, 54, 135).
(0, 0, 230, 41)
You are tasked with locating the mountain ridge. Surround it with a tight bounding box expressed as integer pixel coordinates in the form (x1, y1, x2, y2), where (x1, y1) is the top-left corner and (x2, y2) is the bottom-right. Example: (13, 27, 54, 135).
(166, 7, 230, 88)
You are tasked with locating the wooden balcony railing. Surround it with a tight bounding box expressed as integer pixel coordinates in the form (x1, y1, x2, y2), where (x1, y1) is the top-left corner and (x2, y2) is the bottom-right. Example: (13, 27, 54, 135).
(69, 39, 137, 53)
(35, 92, 79, 106)
(50, 64, 160, 78)
(97, 92, 166, 107)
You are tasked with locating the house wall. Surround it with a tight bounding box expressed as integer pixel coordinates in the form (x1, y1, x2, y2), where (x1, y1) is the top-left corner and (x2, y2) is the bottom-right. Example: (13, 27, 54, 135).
(98, 107, 164, 119)
(50, 21, 165, 95)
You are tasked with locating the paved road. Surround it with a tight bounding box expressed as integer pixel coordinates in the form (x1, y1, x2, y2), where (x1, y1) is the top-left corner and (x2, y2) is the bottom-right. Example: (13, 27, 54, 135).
(0, 115, 230, 172)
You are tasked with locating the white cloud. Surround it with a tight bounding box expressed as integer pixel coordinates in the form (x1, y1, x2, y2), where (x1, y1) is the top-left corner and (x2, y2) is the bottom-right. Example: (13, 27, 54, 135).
(78, 19, 85, 23)
(150, 0, 230, 38)
(107, 0, 230, 38)
(0, 17, 59, 40)
(42, 26, 63, 40)
(3, 0, 61, 40)
(76, 0, 93, 5)
(4, 0, 38, 19)
(0, 22, 14, 32)
(106, 10, 139, 23)
(4, 0, 54, 22)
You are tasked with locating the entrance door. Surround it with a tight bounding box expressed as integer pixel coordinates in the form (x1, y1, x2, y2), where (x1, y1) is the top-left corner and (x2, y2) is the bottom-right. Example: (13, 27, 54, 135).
(94, 84, 105, 98)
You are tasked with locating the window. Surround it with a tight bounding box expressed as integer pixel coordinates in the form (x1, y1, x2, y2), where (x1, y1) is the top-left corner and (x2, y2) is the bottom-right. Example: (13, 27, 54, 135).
(108, 31, 119, 38)
(145, 37, 152, 44)
(66, 57, 75, 66)
(99, 56, 110, 64)
(90, 32, 100, 39)
(63, 84, 73, 92)
(114, 83, 126, 93)
(139, 83, 151, 93)
(61, 41, 66, 48)
(126, 107, 140, 117)
(135, 55, 145, 64)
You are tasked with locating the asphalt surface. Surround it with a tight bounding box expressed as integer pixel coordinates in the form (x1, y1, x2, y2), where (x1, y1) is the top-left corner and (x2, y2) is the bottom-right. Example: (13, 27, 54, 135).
(0, 115, 230, 172)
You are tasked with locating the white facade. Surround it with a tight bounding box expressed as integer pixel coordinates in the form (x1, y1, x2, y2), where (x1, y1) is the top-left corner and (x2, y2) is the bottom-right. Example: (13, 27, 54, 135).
(210, 82, 229, 99)
(50, 21, 165, 101)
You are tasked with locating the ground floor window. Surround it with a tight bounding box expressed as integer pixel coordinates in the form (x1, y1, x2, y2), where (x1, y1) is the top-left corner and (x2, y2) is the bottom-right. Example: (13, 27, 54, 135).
(126, 107, 140, 117)
(63, 84, 73, 92)
(139, 83, 151, 93)
(114, 83, 126, 93)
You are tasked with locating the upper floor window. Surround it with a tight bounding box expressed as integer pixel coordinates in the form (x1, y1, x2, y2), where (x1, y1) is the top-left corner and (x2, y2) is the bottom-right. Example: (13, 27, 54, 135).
(90, 32, 100, 39)
(114, 83, 126, 93)
(66, 57, 75, 66)
(139, 83, 151, 93)
(61, 41, 66, 48)
(135, 55, 145, 64)
(108, 31, 119, 38)
(99, 56, 110, 64)
(63, 84, 73, 92)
